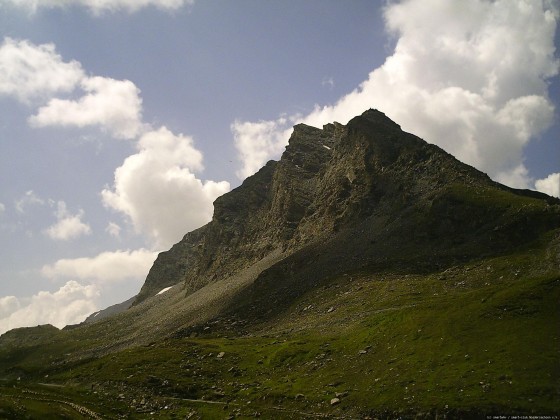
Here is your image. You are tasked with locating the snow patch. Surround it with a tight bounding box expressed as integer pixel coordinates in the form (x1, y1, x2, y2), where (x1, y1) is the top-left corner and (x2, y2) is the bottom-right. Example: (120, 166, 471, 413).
(157, 286, 173, 295)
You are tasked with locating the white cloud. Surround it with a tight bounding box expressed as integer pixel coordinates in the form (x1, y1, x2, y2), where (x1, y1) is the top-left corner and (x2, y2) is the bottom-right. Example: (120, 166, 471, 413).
(0, 38, 144, 140)
(495, 163, 532, 190)
(0, 202, 5, 215)
(0, 281, 99, 335)
(0, 37, 84, 104)
(0, 295, 20, 319)
(14, 190, 45, 213)
(3, 248, 160, 334)
(232, 117, 293, 179)
(30, 76, 145, 140)
(233, 0, 558, 189)
(102, 127, 230, 248)
(106, 222, 122, 238)
(44, 201, 92, 241)
(41, 248, 158, 283)
(0, 0, 194, 14)
(535, 172, 560, 198)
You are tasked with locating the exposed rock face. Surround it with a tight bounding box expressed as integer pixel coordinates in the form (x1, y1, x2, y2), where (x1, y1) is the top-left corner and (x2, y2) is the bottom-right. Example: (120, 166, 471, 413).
(135, 109, 560, 305)
(134, 118, 339, 303)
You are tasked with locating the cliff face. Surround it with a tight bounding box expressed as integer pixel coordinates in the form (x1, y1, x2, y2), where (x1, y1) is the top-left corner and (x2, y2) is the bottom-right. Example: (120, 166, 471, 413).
(134, 117, 338, 303)
(135, 109, 560, 304)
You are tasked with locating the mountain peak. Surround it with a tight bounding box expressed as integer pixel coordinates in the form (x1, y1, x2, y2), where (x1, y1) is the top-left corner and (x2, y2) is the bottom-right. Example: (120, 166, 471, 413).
(356, 108, 402, 129)
(134, 110, 560, 304)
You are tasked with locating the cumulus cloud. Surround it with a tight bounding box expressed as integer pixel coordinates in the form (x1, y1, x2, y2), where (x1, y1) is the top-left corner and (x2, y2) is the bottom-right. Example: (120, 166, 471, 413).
(535, 172, 560, 198)
(0, 37, 84, 104)
(1, 39, 228, 250)
(14, 190, 45, 213)
(30, 76, 145, 140)
(41, 248, 158, 283)
(232, 117, 292, 179)
(44, 201, 92, 241)
(0, 38, 144, 140)
(102, 127, 230, 248)
(0, 281, 99, 335)
(0, 295, 20, 319)
(233, 0, 558, 189)
(0, 0, 194, 14)
(0, 248, 159, 334)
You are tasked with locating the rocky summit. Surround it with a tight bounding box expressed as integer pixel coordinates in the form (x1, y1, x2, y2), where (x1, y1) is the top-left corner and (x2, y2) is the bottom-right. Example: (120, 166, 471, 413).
(137, 109, 558, 306)
(1, 109, 559, 419)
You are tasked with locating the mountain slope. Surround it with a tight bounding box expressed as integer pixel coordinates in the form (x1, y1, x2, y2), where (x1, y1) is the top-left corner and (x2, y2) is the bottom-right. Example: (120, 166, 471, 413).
(137, 108, 559, 309)
(1, 109, 559, 418)
(1, 233, 558, 418)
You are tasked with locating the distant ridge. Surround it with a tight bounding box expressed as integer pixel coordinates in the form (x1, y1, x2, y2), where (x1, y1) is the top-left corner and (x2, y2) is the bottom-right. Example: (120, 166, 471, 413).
(81, 295, 136, 325)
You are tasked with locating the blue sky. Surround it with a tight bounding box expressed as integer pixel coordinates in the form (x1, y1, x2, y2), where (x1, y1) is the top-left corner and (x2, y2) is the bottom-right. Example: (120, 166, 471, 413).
(0, 0, 558, 333)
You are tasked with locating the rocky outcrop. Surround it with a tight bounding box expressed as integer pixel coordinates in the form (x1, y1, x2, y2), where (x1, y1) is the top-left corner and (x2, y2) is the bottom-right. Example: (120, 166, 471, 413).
(135, 109, 560, 305)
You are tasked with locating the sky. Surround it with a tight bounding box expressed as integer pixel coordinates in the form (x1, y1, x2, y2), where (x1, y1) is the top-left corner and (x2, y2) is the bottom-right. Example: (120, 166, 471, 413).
(0, 0, 558, 335)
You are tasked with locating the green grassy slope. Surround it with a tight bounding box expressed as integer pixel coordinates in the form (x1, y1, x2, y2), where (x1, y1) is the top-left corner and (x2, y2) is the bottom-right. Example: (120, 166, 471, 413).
(1, 230, 558, 419)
